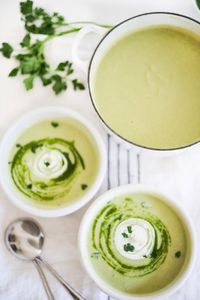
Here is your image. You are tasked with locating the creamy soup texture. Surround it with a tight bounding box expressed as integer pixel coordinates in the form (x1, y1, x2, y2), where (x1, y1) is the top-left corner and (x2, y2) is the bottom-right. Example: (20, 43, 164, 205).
(88, 194, 188, 295)
(9, 119, 99, 208)
(93, 26, 200, 149)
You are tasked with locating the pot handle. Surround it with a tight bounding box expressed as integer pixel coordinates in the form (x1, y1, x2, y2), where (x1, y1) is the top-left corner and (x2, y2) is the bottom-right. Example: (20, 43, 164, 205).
(71, 25, 109, 73)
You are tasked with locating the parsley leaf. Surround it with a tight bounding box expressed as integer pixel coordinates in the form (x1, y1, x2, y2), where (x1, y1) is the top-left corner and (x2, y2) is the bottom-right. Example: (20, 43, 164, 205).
(81, 184, 88, 190)
(72, 79, 85, 91)
(27, 183, 32, 189)
(56, 61, 69, 71)
(40, 76, 52, 86)
(20, 34, 31, 47)
(23, 75, 34, 90)
(66, 62, 73, 75)
(20, 0, 33, 15)
(30, 143, 42, 153)
(16, 144, 22, 148)
(124, 243, 135, 252)
(0, 43, 13, 58)
(122, 232, 129, 238)
(51, 121, 59, 128)
(9, 68, 19, 77)
(52, 75, 67, 94)
(127, 226, 132, 234)
(20, 56, 41, 74)
(175, 251, 181, 258)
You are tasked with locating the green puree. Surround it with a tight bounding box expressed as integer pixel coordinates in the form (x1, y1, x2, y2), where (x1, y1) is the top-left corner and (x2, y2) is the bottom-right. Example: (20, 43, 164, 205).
(93, 26, 200, 149)
(9, 119, 99, 208)
(88, 194, 188, 294)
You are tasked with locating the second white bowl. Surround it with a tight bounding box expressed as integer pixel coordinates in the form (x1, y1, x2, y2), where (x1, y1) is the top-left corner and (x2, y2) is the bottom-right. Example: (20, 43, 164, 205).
(0, 106, 107, 217)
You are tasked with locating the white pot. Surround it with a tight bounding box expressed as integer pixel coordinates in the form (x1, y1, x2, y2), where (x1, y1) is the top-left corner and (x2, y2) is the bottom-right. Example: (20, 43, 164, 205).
(72, 12, 200, 155)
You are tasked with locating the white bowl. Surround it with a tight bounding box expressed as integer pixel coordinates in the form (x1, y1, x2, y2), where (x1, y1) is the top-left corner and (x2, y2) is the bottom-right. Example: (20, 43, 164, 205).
(79, 184, 196, 300)
(0, 106, 106, 217)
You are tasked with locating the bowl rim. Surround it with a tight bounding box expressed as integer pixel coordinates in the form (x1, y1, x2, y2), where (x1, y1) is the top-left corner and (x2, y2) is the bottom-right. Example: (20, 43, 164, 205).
(0, 106, 107, 217)
(78, 184, 197, 300)
(88, 12, 200, 152)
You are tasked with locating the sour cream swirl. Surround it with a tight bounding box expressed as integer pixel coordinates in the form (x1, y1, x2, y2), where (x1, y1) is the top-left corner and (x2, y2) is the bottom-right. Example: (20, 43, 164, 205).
(91, 196, 171, 277)
(114, 218, 155, 260)
(10, 138, 85, 201)
(31, 149, 68, 180)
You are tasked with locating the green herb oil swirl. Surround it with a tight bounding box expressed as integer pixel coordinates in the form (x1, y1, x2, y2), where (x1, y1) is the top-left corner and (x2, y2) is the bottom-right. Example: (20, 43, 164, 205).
(10, 138, 85, 201)
(91, 196, 171, 278)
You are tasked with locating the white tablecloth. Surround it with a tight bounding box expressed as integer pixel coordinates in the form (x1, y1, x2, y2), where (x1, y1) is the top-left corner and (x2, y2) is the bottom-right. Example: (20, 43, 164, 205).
(0, 0, 200, 299)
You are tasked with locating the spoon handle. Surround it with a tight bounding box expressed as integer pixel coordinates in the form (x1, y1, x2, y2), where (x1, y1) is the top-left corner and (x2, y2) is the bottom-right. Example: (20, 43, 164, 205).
(36, 257, 86, 300)
(33, 259, 55, 300)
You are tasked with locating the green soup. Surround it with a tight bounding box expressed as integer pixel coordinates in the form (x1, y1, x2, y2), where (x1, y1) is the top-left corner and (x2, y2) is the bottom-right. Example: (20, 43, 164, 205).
(93, 26, 200, 149)
(9, 119, 99, 208)
(88, 193, 188, 295)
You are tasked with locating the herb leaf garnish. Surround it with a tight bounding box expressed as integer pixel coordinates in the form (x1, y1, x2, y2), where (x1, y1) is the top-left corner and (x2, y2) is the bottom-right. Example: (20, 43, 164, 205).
(51, 121, 59, 128)
(122, 232, 129, 238)
(127, 226, 132, 233)
(81, 184, 88, 190)
(30, 143, 42, 153)
(27, 183, 32, 189)
(0, 0, 112, 95)
(175, 251, 181, 258)
(124, 243, 135, 252)
(16, 144, 22, 148)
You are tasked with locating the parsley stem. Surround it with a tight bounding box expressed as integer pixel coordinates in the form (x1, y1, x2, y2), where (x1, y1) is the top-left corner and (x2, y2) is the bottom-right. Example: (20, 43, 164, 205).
(58, 21, 112, 29)
(41, 27, 82, 44)
(56, 27, 82, 37)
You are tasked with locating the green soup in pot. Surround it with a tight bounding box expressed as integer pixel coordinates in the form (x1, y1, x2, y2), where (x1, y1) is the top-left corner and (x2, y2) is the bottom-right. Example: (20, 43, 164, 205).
(9, 119, 99, 208)
(93, 26, 200, 149)
(88, 193, 188, 295)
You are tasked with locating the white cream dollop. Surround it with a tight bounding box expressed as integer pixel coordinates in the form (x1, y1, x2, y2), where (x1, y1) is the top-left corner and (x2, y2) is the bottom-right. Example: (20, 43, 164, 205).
(114, 218, 155, 260)
(31, 148, 68, 180)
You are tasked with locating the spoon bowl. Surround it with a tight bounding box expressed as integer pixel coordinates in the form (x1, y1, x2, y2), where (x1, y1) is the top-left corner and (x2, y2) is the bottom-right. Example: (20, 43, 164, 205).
(5, 218, 44, 261)
(5, 218, 85, 300)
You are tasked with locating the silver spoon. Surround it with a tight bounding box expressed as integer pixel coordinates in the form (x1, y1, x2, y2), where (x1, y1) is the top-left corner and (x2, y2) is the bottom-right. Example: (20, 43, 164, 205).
(5, 218, 85, 300)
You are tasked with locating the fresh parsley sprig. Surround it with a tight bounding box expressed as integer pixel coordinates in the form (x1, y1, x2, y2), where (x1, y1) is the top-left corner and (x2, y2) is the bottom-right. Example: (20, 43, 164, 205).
(0, 0, 111, 95)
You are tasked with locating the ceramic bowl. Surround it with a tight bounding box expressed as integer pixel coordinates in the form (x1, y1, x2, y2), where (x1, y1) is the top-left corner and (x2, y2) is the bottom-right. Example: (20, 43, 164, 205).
(79, 184, 196, 300)
(0, 106, 106, 217)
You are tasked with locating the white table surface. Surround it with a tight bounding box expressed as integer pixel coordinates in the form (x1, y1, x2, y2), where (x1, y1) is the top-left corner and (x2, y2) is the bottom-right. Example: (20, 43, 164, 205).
(0, 0, 200, 299)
